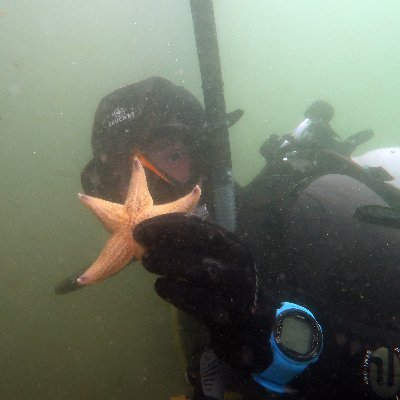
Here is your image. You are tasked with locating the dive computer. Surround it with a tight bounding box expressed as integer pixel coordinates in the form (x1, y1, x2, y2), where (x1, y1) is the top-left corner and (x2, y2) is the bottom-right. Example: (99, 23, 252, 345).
(253, 302, 323, 393)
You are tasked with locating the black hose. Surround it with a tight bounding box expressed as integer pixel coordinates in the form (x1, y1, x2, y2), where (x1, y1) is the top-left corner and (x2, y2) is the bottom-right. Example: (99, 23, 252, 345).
(190, 0, 236, 232)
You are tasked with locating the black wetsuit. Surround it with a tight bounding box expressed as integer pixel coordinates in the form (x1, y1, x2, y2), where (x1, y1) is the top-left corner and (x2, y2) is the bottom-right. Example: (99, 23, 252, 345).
(235, 155, 400, 399)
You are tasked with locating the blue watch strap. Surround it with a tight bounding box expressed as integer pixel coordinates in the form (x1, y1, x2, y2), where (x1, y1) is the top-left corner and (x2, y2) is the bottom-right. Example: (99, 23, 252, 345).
(253, 302, 323, 394)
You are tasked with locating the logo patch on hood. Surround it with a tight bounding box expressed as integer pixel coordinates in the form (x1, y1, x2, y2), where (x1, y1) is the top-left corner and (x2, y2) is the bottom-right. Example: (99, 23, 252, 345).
(108, 107, 142, 129)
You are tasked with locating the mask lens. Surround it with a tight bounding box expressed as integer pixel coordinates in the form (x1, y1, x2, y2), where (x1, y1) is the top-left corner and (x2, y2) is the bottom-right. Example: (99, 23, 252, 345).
(147, 144, 191, 184)
(142, 131, 193, 185)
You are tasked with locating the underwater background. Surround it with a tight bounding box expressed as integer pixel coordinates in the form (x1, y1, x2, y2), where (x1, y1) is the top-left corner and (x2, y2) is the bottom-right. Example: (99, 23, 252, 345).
(1, 0, 400, 398)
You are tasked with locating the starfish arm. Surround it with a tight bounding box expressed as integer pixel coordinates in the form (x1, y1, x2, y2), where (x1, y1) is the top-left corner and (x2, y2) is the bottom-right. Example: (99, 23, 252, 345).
(77, 230, 140, 285)
(148, 186, 201, 218)
(125, 158, 153, 215)
(67, 161, 201, 291)
(78, 193, 128, 232)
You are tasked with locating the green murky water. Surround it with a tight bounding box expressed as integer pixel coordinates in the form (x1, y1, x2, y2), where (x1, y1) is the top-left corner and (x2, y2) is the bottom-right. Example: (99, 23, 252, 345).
(1, 1, 400, 398)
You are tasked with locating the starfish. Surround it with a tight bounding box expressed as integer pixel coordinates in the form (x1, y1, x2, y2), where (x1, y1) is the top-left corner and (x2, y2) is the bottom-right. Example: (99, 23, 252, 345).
(75, 157, 201, 287)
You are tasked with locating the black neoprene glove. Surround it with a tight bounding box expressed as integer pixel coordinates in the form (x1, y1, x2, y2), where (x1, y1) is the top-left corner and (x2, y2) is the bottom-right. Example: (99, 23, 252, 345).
(134, 213, 276, 373)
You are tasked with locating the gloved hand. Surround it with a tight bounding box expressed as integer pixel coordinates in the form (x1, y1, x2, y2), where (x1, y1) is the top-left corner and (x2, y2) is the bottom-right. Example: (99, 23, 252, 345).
(134, 213, 276, 373)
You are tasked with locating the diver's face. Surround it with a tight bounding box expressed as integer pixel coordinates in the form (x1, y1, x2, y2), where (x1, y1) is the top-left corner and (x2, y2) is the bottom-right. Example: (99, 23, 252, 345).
(142, 138, 192, 184)
(82, 130, 200, 205)
(135, 131, 200, 203)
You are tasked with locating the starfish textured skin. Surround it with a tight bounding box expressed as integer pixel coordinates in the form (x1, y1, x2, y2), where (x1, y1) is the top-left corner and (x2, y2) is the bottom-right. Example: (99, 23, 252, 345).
(77, 157, 201, 286)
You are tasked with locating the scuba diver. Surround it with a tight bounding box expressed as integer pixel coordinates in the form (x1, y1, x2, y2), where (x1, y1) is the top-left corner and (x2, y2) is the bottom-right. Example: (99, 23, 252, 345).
(81, 76, 207, 205)
(81, 76, 400, 400)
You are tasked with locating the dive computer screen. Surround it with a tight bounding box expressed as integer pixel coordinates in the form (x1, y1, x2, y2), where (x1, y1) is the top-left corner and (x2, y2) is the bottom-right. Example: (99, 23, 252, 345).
(280, 315, 312, 355)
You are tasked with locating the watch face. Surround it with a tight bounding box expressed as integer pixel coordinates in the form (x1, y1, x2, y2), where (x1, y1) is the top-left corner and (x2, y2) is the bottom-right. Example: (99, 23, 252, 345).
(274, 310, 323, 362)
(280, 315, 313, 355)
